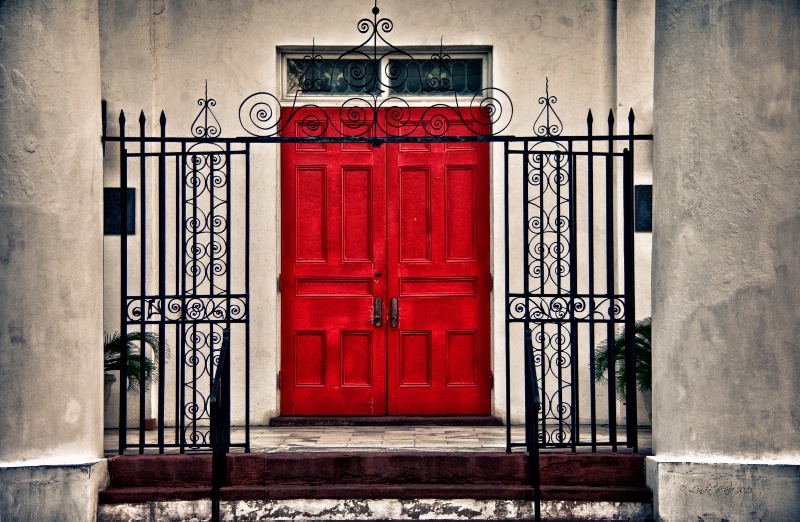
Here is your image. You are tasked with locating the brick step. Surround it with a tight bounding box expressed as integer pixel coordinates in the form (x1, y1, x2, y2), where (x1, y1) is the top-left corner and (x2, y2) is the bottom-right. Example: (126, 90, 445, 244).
(99, 484, 651, 503)
(105, 452, 646, 489)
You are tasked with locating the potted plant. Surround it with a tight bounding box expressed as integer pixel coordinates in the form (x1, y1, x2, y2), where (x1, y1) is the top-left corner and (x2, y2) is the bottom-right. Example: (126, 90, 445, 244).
(593, 317, 652, 421)
(104, 331, 163, 411)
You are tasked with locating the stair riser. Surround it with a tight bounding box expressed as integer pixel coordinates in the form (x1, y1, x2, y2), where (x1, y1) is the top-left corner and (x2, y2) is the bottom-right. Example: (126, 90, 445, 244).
(106, 452, 645, 489)
(97, 498, 654, 521)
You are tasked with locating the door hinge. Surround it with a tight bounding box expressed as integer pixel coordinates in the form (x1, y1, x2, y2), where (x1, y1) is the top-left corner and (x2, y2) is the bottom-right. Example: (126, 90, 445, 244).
(490, 371, 494, 390)
(277, 274, 281, 293)
(277, 371, 281, 390)
(490, 273, 493, 292)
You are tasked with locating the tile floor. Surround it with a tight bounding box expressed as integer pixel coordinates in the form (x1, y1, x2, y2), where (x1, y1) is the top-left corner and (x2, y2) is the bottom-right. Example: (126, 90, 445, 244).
(105, 425, 651, 455)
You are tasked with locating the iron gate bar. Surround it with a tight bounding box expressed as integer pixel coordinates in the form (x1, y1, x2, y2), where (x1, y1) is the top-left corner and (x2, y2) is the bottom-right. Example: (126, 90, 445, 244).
(158, 111, 167, 453)
(623, 147, 638, 451)
(625, 111, 639, 451)
(244, 141, 251, 453)
(103, 134, 653, 145)
(504, 140, 511, 453)
(139, 111, 147, 454)
(605, 110, 617, 452)
(587, 111, 598, 452)
(568, 145, 578, 453)
(175, 142, 183, 452)
(118, 111, 128, 455)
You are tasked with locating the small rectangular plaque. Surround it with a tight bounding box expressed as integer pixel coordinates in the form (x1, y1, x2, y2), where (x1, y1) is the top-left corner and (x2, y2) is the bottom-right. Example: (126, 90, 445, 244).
(635, 185, 652, 232)
(104, 188, 135, 235)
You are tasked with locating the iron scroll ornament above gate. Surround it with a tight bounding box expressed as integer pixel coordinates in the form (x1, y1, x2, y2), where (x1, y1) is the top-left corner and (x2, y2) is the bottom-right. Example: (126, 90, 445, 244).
(237, 1, 513, 139)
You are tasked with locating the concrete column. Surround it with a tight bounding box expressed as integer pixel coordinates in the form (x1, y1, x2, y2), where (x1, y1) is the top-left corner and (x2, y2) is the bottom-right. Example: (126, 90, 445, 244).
(0, 1, 107, 520)
(650, 1, 800, 520)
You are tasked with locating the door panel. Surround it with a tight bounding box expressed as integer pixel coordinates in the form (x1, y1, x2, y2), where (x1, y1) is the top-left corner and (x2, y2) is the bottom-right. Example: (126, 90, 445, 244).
(280, 112, 387, 415)
(386, 112, 491, 414)
(281, 108, 490, 416)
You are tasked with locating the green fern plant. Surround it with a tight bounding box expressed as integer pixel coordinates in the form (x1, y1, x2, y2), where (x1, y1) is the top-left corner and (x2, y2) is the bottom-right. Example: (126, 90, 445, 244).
(104, 331, 163, 394)
(593, 317, 652, 401)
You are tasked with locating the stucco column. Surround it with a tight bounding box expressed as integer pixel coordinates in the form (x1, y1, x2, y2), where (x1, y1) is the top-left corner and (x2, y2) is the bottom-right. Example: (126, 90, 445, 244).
(650, 0, 800, 520)
(0, 1, 107, 520)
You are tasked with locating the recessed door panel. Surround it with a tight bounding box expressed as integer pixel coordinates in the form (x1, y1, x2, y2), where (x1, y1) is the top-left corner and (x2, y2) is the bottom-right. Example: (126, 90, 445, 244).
(399, 167, 431, 262)
(342, 167, 373, 262)
(295, 167, 327, 262)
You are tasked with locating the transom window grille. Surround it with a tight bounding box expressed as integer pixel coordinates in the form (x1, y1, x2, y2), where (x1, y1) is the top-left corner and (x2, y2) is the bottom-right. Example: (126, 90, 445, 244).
(283, 51, 486, 98)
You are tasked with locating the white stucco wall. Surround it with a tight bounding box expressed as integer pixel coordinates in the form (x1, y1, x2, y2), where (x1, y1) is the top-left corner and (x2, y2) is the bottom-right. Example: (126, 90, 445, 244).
(0, 0, 107, 519)
(100, 0, 654, 429)
(650, 0, 800, 519)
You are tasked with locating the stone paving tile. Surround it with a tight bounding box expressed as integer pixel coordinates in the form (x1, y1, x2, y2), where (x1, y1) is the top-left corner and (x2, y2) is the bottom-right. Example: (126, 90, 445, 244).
(106, 425, 652, 455)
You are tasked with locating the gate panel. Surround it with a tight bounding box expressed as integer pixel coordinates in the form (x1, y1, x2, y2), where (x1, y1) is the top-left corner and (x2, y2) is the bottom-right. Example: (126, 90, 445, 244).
(116, 111, 251, 453)
(504, 106, 642, 452)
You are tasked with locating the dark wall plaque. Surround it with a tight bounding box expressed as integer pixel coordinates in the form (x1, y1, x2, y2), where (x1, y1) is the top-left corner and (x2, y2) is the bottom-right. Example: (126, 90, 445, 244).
(104, 188, 136, 235)
(635, 185, 652, 232)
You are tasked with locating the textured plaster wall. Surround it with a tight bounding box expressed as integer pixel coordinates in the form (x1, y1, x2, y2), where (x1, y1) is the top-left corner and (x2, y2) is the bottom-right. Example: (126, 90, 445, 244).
(652, 0, 800, 459)
(0, 0, 104, 464)
(100, 0, 654, 426)
(0, 0, 106, 519)
(651, 0, 800, 518)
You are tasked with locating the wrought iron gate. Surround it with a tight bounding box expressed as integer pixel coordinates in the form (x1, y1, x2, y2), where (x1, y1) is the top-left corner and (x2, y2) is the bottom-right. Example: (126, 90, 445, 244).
(102, 1, 651, 456)
(106, 104, 251, 453)
(504, 90, 643, 452)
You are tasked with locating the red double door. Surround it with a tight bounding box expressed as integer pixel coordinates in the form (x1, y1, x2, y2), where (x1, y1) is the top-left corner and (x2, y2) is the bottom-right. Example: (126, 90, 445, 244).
(280, 109, 491, 415)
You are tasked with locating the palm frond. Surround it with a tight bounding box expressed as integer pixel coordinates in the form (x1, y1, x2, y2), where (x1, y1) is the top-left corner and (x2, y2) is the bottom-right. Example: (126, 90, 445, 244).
(104, 331, 165, 394)
(593, 317, 651, 400)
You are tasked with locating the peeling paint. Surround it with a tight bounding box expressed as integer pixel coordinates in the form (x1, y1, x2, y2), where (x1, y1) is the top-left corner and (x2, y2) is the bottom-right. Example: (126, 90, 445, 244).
(99, 498, 653, 521)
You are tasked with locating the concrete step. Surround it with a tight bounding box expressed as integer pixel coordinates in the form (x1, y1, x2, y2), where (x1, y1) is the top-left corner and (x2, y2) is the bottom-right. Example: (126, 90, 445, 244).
(99, 451, 650, 505)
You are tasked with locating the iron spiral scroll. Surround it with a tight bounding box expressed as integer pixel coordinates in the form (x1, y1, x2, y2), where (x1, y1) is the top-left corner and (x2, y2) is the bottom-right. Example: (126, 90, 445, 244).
(238, 2, 512, 139)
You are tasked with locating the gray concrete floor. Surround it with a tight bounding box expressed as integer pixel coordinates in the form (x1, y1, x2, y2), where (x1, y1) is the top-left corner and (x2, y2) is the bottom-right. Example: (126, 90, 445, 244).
(105, 425, 651, 455)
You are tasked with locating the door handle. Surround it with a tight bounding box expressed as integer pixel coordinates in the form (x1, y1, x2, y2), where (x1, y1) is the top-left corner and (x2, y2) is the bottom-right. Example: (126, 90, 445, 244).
(390, 297, 399, 328)
(372, 297, 382, 327)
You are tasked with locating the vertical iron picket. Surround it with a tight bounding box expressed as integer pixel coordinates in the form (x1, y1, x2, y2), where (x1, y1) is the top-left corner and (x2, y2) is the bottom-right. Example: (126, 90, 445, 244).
(623, 147, 638, 451)
(504, 141, 511, 453)
(138, 112, 147, 454)
(568, 143, 579, 452)
(605, 110, 617, 451)
(158, 111, 167, 453)
(586, 111, 598, 452)
(118, 111, 128, 455)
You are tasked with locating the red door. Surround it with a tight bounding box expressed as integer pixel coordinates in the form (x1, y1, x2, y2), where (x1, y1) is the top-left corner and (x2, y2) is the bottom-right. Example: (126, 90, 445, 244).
(281, 109, 490, 415)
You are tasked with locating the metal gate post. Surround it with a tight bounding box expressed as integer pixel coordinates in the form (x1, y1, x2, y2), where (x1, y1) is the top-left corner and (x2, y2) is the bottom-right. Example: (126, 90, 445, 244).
(622, 147, 638, 450)
(524, 328, 542, 522)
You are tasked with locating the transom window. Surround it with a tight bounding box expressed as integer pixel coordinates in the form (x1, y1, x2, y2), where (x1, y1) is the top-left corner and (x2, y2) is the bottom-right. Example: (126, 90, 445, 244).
(282, 50, 487, 99)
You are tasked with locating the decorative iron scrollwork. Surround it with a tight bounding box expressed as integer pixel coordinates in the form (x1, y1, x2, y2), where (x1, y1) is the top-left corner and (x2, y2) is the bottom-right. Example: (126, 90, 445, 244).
(238, 2, 513, 138)
(191, 81, 222, 138)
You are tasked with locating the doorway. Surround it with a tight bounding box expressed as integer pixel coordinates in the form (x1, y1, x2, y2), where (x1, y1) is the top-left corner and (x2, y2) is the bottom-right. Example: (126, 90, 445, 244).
(280, 108, 491, 415)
